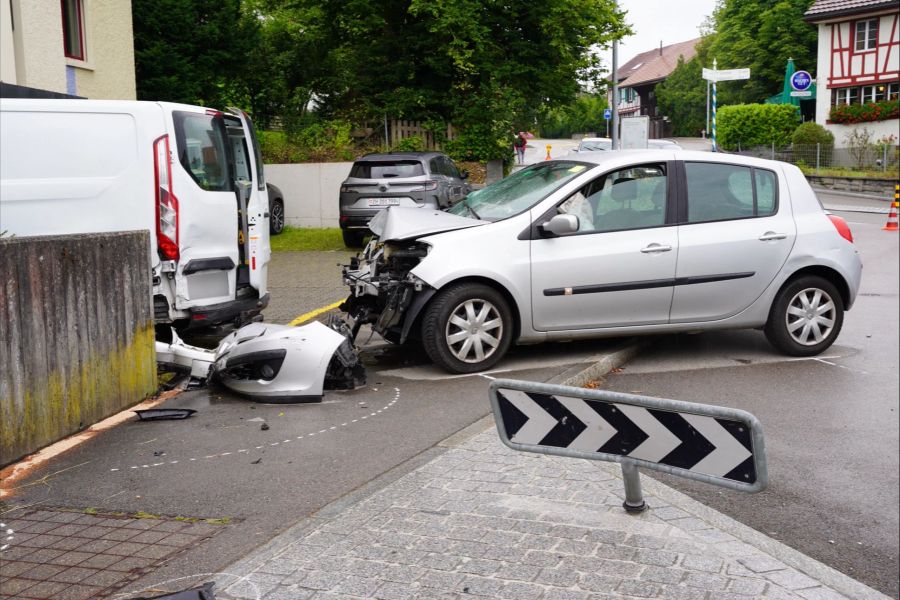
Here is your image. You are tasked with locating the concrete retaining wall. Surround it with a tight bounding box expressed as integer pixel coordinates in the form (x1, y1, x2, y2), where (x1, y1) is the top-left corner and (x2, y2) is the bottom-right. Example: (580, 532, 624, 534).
(0, 232, 156, 466)
(265, 162, 353, 228)
(807, 176, 898, 198)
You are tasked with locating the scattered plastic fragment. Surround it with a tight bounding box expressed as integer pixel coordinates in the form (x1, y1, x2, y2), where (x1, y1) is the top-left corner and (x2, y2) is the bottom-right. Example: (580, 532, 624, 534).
(133, 581, 216, 599)
(134, 409, 197, 421)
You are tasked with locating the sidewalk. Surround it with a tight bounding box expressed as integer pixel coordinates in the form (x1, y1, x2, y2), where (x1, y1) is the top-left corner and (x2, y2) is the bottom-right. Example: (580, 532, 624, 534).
(214, 427, 888, 600)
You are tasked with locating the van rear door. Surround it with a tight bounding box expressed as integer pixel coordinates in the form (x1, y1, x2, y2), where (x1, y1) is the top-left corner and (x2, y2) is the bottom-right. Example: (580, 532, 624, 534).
(229, 108, 270, 295)
(169, 107, 240, 311)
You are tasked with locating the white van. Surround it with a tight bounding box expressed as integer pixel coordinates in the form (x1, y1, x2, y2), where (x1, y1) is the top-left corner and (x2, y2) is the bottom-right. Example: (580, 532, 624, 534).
(0, 99, 271, 330)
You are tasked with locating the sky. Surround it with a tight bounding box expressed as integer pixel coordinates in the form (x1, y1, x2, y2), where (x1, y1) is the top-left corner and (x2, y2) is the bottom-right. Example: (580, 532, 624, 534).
(614, 0, 717, 65)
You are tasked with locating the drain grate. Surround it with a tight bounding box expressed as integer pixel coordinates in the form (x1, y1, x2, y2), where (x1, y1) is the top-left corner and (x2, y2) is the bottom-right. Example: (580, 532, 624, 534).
(0, 507, 229, 599)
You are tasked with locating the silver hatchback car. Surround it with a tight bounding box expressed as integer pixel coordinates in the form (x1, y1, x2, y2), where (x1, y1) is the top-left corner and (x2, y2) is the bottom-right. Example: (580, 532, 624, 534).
(341, 150, 862, 373)
(339, 151, 470, 247)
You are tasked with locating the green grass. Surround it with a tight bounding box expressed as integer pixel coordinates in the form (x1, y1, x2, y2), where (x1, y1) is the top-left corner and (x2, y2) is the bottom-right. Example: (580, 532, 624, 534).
(270, 227, 357, 252)
(799, 165, 900, 179)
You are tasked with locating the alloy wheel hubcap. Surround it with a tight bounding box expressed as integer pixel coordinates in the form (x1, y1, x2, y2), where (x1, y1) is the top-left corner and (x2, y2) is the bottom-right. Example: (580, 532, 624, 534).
(785, 287, 836, 346)
(445, 298, 503, 363)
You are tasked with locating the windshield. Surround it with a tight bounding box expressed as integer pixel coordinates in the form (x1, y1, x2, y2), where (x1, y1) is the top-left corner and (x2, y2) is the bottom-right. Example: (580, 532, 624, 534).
(579, 140, 611, 152)
(449, 161, 590, 221)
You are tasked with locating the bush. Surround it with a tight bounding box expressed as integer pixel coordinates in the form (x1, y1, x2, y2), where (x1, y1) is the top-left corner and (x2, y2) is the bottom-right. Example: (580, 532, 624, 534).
(393, 135, 425, 152)
(829, 99, 900, 124)
(717, 104, 800, 151)
(792, 122, 834, 147)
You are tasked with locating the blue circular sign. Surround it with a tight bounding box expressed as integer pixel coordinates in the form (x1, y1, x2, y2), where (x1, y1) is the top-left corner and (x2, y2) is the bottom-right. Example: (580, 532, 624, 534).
(791, 70, 812, 91)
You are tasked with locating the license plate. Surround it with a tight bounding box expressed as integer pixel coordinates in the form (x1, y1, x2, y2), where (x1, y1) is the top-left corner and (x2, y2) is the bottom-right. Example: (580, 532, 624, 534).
(367, 198, 401, 207)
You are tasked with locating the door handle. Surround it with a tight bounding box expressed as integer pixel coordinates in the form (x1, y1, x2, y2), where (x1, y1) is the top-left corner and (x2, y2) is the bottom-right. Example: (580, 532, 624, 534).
(640, 243, 673, 253)
(759, 232, 786, 241)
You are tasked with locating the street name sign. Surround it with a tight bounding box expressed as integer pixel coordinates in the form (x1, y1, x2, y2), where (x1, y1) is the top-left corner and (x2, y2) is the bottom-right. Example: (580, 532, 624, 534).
(790, 91, 812, 97)
(703, 67, 750, 82)
(489, 379, 768, 494)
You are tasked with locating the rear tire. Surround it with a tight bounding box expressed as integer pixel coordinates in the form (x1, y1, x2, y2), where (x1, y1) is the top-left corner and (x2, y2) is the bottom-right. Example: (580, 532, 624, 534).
(342, 230, 366, 248)
(269, 199, 285, 235)
(422, 283, 513, 373)
(765, 275, 844, 356)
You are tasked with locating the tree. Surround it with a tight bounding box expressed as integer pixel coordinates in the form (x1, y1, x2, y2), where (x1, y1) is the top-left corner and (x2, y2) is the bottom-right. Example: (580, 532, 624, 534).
(539, 93, 609, 138)
(133, 0, 258, 108)
(705, 0, 818, 104)
(655, 54, 707, 137)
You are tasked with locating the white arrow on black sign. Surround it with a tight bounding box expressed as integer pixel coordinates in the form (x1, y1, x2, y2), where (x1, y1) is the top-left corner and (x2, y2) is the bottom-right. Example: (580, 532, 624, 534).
(496, 389, 757, 484)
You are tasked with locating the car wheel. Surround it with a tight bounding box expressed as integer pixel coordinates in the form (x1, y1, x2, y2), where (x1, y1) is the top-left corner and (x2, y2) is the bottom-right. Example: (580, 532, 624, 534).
(764, 275, 844, 356)
(270, 199, 285, 235)
(422, 283, 513, 373)
(342, 230, 366, 248)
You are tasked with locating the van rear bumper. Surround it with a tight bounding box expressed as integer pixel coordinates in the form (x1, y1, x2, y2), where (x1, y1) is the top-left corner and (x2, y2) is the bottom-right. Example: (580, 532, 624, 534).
(184, 292, 270, 330)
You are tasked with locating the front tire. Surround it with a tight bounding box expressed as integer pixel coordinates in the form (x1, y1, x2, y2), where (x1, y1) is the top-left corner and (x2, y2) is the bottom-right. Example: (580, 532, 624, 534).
(422, 283, 513, 373)
(765, 276, 844, 356)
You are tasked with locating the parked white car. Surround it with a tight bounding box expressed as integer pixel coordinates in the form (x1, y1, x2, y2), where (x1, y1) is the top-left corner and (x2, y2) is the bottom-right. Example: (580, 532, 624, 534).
(342, 150, 862, 373)
(0, 99, 271, 330)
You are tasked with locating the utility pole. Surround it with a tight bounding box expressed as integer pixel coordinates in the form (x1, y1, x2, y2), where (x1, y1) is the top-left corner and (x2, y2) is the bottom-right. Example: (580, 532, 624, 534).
(611, 38, 619, 150)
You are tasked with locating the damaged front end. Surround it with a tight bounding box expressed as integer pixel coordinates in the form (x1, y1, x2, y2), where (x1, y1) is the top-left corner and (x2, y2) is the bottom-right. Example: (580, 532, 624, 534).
(341, 238, 433, 345)
(155, 319, 365, 403)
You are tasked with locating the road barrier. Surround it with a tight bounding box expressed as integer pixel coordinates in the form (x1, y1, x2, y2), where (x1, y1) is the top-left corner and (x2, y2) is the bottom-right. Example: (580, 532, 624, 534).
(489, 379, 768, 513)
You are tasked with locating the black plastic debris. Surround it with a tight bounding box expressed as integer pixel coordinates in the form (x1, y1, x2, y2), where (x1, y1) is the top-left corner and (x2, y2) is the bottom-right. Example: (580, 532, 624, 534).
(134, 581, 215, 599)
(134, 408, 197, 421)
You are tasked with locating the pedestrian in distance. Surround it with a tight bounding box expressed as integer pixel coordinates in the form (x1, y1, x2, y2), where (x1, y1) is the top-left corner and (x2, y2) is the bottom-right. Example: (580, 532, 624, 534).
(514, 131, 528, 165)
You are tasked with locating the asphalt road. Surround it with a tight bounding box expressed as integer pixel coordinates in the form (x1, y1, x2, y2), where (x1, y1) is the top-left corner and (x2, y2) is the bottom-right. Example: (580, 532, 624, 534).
(598, 195, 899, 598)
(4, 188, 895, 596)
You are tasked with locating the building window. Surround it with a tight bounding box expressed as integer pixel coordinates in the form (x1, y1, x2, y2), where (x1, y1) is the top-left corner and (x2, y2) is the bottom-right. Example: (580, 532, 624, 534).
(832, 87, 859, 106)
(855, 19, 877, 52)
(861, 85, 888, 103)
(888, 83, 899, 101)
(62, 0, 85, 60)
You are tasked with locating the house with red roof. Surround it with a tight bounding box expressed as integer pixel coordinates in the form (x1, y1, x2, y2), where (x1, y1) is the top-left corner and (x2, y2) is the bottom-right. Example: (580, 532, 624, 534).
(804, 0, 899, 143)
(611, 38, 701, 138)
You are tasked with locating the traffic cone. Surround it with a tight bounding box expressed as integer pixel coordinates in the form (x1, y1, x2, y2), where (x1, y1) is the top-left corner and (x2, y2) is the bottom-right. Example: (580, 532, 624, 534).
(884, 185, 899, 232)
(545, 144, 552, 160)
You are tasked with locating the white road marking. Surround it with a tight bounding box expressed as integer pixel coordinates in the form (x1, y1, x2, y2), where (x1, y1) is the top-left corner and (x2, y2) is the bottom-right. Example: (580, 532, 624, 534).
(110, 394, 401, 472)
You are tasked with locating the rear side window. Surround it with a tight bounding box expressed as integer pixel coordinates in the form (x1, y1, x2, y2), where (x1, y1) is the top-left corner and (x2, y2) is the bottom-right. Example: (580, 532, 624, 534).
(441, 156, 462, 179)
(350, 160, 425, 179)
(173, 111, 232, 191)
(685, 162, 777, 223)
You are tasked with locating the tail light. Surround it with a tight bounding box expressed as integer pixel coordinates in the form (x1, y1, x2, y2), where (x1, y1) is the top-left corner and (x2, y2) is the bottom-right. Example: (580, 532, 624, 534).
(413, 180, 438, 192)
(340, 185, 357, 193)
(154, 135, 179, 260)
(827, 214, 853, 243)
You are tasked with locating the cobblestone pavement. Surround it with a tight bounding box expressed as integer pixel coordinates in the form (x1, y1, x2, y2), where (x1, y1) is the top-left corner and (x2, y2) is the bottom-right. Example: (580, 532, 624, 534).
(216, 427, 887, 600)
(0, 508, 226, 599)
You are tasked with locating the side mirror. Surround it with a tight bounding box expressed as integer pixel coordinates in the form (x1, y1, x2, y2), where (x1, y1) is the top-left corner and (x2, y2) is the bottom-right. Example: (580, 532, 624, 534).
(460, 170, 470, 180)
(541, 213, 579, 236)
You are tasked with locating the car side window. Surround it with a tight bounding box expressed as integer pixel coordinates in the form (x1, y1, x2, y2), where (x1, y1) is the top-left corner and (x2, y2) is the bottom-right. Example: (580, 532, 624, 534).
(755, 169, 777, 216)
(558, 164, 667, 234)
(442, 156, 462, 179)
(429, 158, 442, 177)
(685, 162, 778, 223)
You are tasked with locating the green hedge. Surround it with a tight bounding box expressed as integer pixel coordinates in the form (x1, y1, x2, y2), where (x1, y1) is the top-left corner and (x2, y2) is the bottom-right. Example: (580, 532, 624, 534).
(829, 99, 900, 124)
(717, 104, 800, 151)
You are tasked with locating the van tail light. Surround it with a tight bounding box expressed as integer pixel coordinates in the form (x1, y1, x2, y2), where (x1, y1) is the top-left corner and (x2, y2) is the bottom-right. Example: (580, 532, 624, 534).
(828, 214, 853, 243)
(154, 135, 179, 260)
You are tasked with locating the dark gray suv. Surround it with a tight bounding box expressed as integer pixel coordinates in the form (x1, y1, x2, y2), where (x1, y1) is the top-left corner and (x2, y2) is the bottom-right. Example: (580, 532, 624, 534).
(339, 151, 470, 247)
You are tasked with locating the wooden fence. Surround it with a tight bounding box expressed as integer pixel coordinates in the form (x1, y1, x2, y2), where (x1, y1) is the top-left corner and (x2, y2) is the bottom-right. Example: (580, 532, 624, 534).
(388, 120, 457, 150)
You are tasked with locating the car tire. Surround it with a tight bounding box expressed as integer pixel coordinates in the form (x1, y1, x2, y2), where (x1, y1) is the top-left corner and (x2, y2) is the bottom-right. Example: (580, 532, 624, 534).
(422, 283, 513, 374)
(764, 275, 844, 356)
(270, 199, 285, 235)
(342, 230, 366, 248)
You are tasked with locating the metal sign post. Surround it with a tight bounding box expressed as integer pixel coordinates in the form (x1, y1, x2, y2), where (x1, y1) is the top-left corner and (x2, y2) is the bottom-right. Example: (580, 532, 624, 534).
(489, 379, 768, 513)
(702, 60, 751, 153)
(604, 108, 611, 138)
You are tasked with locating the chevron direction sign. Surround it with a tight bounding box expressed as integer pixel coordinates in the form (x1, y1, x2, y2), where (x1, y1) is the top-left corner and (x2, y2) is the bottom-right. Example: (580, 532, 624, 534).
(489, 379, 767, 493)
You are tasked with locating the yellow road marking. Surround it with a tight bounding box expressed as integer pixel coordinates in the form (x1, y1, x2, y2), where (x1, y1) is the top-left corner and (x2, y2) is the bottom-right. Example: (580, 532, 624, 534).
(288, 300, 344, 326)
